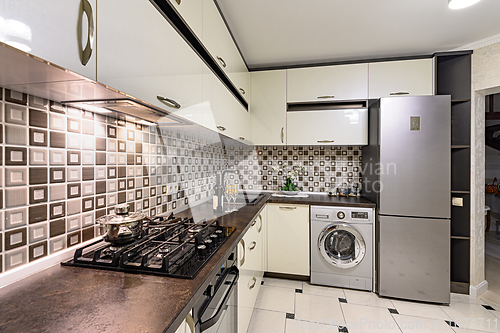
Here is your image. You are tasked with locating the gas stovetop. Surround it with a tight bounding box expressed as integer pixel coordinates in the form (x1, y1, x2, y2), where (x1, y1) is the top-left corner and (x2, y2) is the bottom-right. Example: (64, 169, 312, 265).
(61, 214, 235, 279)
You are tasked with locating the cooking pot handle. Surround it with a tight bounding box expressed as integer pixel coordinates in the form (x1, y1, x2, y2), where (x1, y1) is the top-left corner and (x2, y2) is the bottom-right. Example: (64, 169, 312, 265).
(144, 216, 153, 228)
(117, 226, 133, 236)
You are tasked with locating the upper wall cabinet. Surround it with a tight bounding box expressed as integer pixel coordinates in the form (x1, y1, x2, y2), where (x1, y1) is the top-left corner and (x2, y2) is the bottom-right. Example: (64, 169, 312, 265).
(167, 0, 203, 39)
(97, 0, 204, 126)
(250, 70, 287, 145)
(287, 64, 369, 103)
(287, 108, 368, 146)
(203, 0, 249, 103)
(0, 0, 97, 80)
(368, 59, 434, 99)
(204, 73, 249, 141)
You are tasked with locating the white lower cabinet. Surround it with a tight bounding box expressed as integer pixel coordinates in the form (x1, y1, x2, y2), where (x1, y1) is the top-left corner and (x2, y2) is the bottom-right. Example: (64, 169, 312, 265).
(174, 311, 194, 333)
(267, 204, 310, 276)
(237, 207, 265, 333)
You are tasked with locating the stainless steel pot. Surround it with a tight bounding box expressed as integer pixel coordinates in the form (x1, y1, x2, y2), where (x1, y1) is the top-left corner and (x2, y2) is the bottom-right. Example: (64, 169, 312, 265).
(97, 204, 150, 244)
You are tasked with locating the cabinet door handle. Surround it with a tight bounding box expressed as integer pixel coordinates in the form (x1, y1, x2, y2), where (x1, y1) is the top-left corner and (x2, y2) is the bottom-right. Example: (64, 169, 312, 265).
(185, 313, 195, 333)
(217, 56, 227, 68)
(239, 136, 245, 140)
(248, 276, 257, 289)
(251, 219, 257, 226)
(249, 241, 257, 250)
(317, 95, 335, 99)
(217, 125, 226, 132)
(239, 239, 246, 267)
(280, 127, 284, 144)
(317, 140, 334, 143)
(257, 214, 262, 233)
(279, 206, 297, 210)
(389, 92, 409, 96)
(239, 88, 246, 95)
(79, 0, 95, 66)
(157, 96, 181, 109)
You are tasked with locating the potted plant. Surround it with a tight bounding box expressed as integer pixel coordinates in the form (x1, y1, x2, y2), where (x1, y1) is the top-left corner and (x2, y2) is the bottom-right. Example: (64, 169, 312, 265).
(272, 164, 305, 195)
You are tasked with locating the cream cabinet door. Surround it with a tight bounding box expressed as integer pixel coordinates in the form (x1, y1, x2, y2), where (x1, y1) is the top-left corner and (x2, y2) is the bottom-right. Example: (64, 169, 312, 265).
(202, 0, 248, 103)
(287, 109, 368, 146)
(204, 76, 248, 141)
(267, 204, 310, 276)
(0, 0, 97, 80)
(250, 70, 287, 145)
(368, 59, 434, 98)
(97, 0, 203, 126)
(238, 221, 261, 333)
(167, 0, 203, 39)
(287, 63, 368, 102)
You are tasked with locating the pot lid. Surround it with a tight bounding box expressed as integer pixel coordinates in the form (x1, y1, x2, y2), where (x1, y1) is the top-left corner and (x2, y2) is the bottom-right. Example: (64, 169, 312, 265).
(96, 204, 148, 224)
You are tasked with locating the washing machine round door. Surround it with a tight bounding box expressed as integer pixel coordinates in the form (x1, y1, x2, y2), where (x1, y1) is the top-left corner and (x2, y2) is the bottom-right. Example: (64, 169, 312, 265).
(318, 224, 366, 269)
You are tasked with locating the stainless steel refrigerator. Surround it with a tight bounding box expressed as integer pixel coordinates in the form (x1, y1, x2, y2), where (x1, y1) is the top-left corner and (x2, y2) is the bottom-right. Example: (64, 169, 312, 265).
(362, 95, 451, 304)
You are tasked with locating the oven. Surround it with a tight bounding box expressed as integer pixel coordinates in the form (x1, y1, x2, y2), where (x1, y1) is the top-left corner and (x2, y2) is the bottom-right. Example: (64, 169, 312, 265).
(193, 248, 238, 333)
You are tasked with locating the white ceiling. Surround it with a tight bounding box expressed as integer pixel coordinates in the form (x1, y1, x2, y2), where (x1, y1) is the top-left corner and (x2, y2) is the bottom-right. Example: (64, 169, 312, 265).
(216, 0, 500, 69)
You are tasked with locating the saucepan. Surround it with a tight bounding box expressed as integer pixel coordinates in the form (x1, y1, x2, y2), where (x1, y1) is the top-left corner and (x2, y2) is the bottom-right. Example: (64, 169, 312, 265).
(97, 204, 151, 244)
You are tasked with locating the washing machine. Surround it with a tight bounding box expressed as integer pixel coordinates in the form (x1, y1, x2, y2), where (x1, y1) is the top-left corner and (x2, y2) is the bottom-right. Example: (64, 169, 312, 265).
(310, 205, 374, 291)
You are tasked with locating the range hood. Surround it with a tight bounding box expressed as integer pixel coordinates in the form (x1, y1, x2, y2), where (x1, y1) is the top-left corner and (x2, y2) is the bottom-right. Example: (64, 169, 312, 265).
(0, 42, 188, 124)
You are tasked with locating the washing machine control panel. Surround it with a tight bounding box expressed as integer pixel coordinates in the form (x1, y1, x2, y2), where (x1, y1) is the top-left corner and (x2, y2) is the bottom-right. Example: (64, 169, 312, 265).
(351, 212, 369, 220)
(337, 211, 345, 219)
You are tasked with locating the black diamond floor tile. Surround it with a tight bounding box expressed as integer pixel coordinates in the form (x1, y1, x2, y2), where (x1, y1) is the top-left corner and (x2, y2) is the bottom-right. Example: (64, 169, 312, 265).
(286, 313, 295, 319)
(445, 320, 459, 328)
(388, 308, 399, 314)
(339, 298, 347, 303)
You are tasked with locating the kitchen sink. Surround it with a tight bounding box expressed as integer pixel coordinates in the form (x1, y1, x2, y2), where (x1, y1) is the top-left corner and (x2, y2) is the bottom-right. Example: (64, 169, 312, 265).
(234, 192, 266, 206)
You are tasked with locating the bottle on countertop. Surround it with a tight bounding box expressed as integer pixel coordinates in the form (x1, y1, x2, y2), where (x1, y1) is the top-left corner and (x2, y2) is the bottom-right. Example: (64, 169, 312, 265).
(213, 174, 223, 213)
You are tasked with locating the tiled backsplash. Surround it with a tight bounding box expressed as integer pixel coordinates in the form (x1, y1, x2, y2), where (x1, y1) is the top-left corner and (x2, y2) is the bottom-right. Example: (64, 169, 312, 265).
(234, 145, 363, 193)
(0, 87, 247, 273)
(0, 87, 363, 274)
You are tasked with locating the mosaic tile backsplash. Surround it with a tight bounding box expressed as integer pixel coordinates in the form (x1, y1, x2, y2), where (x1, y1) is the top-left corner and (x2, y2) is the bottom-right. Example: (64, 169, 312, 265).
(0, 87, 248, 273)
(0, 87, 362, 274)
(234, 146, 363, 193)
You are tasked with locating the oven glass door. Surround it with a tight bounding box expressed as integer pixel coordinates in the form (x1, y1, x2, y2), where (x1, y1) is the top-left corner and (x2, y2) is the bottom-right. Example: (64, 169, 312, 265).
(198, 266, 238, 333)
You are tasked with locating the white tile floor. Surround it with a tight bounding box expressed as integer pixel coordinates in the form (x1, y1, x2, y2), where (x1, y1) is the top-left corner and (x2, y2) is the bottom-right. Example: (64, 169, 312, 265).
(247, 278, 500, 333)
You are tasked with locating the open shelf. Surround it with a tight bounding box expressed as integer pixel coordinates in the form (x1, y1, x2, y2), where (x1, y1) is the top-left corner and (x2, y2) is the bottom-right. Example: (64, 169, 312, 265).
(451, 102, 471, 146)
(451, 281, 470, 294)
(437, 51, 471, 295)
(451, 147, 471, 191)
(436, 53, 472, 100)
(451, 238, 471, 284)
(451, 192, 470, 237)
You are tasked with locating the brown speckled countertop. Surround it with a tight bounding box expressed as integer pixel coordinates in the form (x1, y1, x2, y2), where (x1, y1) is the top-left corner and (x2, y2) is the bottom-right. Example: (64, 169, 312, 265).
(0, 193, 374, 333)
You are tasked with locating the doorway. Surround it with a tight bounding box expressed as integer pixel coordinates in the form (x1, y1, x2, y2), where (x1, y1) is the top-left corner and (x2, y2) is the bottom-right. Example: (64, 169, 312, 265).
(482, 92, 500, 305)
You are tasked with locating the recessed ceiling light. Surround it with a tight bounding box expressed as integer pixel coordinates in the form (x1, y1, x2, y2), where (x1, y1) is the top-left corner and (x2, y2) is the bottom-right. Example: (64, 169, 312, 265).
(448, 0, 481, 9)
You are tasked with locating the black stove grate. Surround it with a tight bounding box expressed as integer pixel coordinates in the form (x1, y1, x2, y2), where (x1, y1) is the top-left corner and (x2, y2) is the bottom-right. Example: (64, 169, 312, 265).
(61, 215, 235, 279)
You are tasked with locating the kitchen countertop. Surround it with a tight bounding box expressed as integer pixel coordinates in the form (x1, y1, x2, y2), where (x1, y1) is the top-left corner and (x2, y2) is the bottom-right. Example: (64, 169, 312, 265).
(0, 193, 374, 333)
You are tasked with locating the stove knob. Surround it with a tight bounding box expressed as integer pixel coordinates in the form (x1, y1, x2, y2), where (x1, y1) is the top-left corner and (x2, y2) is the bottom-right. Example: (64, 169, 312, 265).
(210, 233, 219, 244)
(215, 229, 224, 239)
(197, 244, 207, 260)
(204, 239, 213, 252)
(337, 211, 345, 219)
